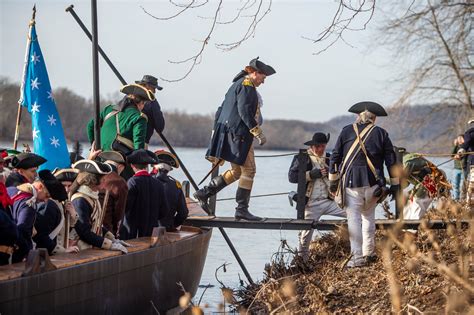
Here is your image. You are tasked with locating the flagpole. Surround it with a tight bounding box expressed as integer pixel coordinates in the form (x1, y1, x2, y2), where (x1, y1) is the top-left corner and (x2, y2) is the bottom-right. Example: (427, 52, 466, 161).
(14, 5, 36, 150)
(91, 0, 101, 150)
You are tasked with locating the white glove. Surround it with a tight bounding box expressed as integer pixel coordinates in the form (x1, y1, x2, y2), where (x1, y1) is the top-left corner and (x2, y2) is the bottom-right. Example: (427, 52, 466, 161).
(256, 132, 266, 146)
(113, 239, 132, 247)
(110, 242, 128, 254)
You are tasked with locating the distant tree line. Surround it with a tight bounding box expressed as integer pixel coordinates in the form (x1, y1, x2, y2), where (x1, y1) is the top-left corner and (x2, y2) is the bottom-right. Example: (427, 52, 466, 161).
(0, 77, 469, 153)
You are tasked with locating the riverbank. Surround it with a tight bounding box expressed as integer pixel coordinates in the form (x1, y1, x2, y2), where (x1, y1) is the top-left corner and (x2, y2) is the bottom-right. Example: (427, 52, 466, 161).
(230, 200, 472, 313)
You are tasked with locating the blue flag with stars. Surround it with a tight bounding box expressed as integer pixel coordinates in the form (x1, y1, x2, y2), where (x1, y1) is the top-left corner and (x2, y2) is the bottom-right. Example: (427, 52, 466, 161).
(20, 23, 70, 171)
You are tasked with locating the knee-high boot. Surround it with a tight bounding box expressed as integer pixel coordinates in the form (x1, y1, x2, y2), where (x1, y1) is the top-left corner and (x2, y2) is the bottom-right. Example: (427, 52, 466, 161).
(193, 176, 227, 211)
(234, 187, 262, 221)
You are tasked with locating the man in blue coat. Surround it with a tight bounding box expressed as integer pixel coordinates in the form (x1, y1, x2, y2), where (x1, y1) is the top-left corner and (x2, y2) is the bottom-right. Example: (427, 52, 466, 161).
(119, 149, 170, 239)
(328, 101, 398, 268)
(135, 75, 166, 146)
(194, 57, 276, 221)
(153, 150, 189, 231)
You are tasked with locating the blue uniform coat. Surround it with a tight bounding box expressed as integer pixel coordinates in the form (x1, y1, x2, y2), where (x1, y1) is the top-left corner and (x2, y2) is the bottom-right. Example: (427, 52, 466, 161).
(119, 173, 169, 240)
(154, 172, 189, 230)
(206, 77, 259, 165)
(329, 123, 396, 188)
(72, 197, 106, 248)
(7, 187, 36, 263)
(142, 99, 165, 144)
(33, 200, 62, 254)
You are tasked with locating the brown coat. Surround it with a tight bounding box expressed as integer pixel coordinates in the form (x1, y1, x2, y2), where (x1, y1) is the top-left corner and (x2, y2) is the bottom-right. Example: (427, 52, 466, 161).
(100, 172, 128, 236)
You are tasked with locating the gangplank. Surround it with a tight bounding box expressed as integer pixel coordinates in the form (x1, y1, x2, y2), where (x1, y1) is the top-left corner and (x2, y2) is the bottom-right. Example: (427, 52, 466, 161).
(185, 216, 471, 230)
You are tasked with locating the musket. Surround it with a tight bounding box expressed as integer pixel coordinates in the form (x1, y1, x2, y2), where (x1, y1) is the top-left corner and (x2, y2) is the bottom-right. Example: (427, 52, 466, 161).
(198, 159, 223, 186)
(96, 190, 110, 235)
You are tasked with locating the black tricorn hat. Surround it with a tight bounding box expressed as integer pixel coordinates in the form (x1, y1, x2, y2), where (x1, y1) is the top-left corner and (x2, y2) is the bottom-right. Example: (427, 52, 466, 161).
(72, 160, 113, 175)
(127, 149, 159, 165)
(52, 168, 79, 182)
(135, 75, 163, 91)
(304, 132, 330, 146)
(348, 101, 388, 117)
(98, 151, 126, 165)
(38, 170, 68, 202)
(154, 150, 180, 168)
(11, 153, 47, 169)
(120, 84, 156, 102)
(249, 57, 276, 76)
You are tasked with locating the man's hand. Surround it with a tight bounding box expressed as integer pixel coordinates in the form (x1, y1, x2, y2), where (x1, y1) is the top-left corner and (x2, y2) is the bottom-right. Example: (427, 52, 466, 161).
(309, 168, 322, 180)
(255, 132, 267, 145)
(65, 246, 80, 253)
(88, 141, 102, 160)
(64, 201, 78, 218)
(320, 167, 328, 177)
(329, 180, 339, 194)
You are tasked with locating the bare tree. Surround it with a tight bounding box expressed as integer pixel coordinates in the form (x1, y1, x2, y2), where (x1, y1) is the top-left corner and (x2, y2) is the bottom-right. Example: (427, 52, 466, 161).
(141, 0, 376, 81)
(378, 1, 473, 112)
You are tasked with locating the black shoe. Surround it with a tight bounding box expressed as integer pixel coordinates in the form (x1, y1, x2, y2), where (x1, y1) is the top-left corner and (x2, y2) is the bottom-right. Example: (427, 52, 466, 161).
(234, 187, 262, 221)
(193, 176, 227, 211)
(364, 255, 378, 265)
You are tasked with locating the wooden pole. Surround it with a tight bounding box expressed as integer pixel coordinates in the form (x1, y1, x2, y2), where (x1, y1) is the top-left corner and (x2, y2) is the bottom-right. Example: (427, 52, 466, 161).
(296, 149, 308, 220)
(91, 0, 101, 150)
(14, 5, 36, 150)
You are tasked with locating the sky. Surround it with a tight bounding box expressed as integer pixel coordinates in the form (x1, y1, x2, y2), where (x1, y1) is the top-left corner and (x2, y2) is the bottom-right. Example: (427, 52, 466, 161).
(0, 0, 402, 123)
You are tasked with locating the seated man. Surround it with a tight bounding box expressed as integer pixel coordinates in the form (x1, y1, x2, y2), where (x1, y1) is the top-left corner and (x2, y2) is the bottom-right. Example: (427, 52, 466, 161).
(119, 149, 169, 239)
(71, 160, 129, 253)
(288, 132, 346, 260)
(7, 170, 67, 262)
(153, 150, 189, 231)
(5, 152, 46, 187)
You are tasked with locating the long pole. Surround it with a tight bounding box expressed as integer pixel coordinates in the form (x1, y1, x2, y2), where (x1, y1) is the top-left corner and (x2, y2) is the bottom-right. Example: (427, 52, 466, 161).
(66, 4, 254, 285)
(91, 0, 101, 150)
(66, 4, 201, 193)
(14, 5, 37, 150)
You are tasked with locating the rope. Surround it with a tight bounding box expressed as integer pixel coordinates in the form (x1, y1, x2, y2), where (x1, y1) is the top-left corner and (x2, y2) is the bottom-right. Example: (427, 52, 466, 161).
(254, 152, 297, 158)
(188, 191, 289, 203)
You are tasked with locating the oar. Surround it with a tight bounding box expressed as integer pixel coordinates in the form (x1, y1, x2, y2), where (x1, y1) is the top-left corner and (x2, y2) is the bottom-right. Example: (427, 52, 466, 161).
(198, 159, 222, 186)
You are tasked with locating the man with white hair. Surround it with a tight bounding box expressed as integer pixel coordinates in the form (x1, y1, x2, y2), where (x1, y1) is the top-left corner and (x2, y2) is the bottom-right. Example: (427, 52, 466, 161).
(329, 101, 398, 268)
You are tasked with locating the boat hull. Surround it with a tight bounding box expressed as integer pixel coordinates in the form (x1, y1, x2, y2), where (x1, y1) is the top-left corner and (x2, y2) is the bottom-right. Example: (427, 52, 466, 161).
(0, 227, 212, 314)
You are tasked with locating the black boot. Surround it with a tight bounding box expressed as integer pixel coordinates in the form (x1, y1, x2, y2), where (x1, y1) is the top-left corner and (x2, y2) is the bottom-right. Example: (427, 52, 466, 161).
(234, 187, 262, 221)
(193, 176, 227, 211)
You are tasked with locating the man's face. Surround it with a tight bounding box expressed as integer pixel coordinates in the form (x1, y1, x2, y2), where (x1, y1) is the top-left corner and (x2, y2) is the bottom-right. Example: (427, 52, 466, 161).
(250, 71, 267, 87)
(36, 182, 50, 201)
(310, 144, 327, 157)
(19, 167, 38, 183)
(137, 100, 146, 112)
(144, 84, 156, 94)
(61, 181, 73, 193)
(457, 136, 465, 144)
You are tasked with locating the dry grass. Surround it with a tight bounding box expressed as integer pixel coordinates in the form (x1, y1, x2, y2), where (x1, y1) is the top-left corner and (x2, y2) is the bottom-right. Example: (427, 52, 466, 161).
(231, 199, 473, 314)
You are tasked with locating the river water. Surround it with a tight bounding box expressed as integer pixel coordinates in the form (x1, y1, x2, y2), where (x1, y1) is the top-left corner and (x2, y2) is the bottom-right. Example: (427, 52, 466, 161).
(0, 142, 456, 312)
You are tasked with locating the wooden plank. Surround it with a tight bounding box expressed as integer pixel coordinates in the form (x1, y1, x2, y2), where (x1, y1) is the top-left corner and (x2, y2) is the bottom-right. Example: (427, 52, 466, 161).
(0, 264, 23, 281)
(185, 217, 471, 231)
(186, 197, 208, 216)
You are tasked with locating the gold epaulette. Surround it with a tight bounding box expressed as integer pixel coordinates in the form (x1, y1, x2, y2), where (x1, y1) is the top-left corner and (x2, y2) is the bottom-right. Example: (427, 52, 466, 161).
(242, 78, 254, 87)
(175, 180, 182, 189)
(140, 112, 148, 121)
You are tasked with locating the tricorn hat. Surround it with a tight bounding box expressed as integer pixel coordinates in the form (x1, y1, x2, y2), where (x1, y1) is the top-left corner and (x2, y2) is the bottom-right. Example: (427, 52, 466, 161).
(135, 75, 163, 91)
(72, 160, 112, 175)
(304, 132, 330, 146)
(52, 168, 79, 182)
(348, 101, 387, 117)
(120, 84, 156, 102)
(98, 151, 126, 165)
(249, 57, 276, 76)
(154, 150, 180, 168)
(38, 170, 68, 202)
(11, 153, 47, 169)
(127, 149, 159, 165)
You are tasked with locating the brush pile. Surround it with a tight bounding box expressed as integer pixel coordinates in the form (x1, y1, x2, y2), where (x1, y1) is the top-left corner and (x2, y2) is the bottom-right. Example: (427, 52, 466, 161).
(234, 200, 473, 313)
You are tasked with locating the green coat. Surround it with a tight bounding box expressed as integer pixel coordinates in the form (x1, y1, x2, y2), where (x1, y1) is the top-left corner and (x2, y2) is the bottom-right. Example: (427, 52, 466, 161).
(87, 104, 147, 151)
(403, 153, 429, 198)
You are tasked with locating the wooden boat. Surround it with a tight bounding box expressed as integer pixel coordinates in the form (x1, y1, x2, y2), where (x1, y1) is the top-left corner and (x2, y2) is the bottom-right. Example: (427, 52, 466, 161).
(0, 202, 212, 314)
